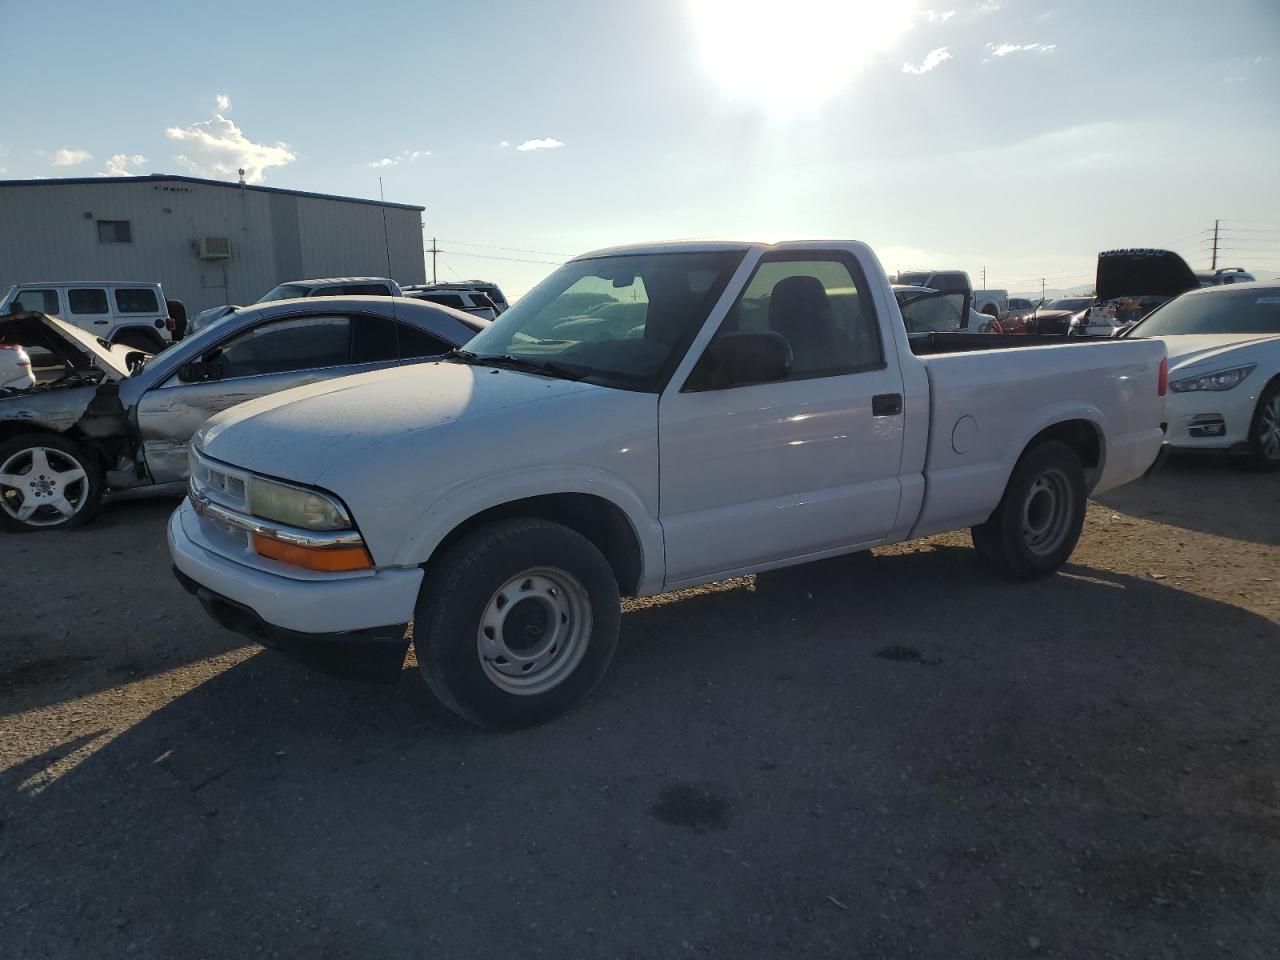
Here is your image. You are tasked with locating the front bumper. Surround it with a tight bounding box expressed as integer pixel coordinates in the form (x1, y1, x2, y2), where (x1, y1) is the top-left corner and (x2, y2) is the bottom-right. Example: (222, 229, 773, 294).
(1163, 388, 1256, 452)
(168, 502, 423, 682)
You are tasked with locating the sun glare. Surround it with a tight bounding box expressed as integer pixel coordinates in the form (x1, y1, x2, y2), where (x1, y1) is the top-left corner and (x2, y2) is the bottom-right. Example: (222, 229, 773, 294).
(688, 0, 918, 109)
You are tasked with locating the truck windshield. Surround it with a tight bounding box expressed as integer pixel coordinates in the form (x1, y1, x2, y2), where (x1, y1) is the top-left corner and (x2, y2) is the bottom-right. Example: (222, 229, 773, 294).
(1127, 287, 1280, 337)
(458, 251, 745, 392)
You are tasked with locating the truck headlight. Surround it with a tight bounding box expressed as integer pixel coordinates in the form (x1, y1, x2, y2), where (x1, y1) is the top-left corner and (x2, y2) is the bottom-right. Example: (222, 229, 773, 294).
(249, 477, 352, 531)
(1168, 363, 1256, 393)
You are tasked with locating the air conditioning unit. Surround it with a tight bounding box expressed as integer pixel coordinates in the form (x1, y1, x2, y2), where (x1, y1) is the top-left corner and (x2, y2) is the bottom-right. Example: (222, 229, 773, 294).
(197, 236, 232, 260)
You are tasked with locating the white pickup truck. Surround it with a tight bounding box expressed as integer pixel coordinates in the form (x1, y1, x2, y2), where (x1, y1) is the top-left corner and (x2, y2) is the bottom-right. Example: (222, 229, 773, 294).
(169, 240, 1168, 728)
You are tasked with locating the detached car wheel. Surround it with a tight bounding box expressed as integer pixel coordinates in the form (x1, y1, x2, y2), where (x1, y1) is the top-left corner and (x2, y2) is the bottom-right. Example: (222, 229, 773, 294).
(416, 519, 621, 728)
(971, 440, 1086, 580)
(1245, 383, 1280, 472)
(0, 433, 103, 532)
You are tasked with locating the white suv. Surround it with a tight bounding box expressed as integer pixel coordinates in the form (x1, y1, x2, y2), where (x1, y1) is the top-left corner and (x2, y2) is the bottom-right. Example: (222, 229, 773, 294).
(0, 281, 173, 352)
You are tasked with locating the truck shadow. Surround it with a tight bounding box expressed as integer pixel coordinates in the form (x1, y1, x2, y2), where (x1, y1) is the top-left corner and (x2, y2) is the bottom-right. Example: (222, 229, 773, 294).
(4, 546, 1280, 958)
(1097, 452, 1280, 547)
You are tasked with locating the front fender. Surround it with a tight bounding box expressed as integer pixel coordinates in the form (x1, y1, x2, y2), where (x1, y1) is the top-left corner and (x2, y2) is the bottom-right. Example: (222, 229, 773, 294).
(387, 465, 666, 595)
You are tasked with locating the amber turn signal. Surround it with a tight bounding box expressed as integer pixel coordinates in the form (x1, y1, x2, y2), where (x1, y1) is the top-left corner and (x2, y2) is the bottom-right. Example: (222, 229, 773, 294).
(251, 534, 373, 572)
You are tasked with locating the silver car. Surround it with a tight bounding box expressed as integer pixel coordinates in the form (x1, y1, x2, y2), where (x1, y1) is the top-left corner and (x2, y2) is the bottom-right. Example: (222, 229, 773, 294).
(0, 297, 484, 532)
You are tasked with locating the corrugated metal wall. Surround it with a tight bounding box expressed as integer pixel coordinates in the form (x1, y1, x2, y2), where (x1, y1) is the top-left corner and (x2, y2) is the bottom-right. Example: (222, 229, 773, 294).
(0, 179, 426, 313)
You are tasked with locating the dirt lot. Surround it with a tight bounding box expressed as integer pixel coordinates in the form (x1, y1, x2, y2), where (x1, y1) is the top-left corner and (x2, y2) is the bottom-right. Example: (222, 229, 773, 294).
(2, 456, 1278, 959)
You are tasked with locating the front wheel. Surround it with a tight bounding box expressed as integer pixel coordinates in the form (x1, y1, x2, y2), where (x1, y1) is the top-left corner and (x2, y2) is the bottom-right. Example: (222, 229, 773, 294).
(415, 519, 621, 728)
(1245, 383, 1280, 472)
(971, 440, 1086, 580)
(0, 433, 103, 532)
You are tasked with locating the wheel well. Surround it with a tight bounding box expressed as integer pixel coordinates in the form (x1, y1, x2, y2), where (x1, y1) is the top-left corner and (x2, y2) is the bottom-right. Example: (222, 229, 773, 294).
(980, 305, 999, 317)
(1026, 419, 1103, 488)
(110, 326, 168, 352)
(429, 494, 644, 596)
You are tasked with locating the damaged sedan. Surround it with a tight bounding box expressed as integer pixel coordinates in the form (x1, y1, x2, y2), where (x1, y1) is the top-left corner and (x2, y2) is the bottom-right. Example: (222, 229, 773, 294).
(0, 298, 484, 532)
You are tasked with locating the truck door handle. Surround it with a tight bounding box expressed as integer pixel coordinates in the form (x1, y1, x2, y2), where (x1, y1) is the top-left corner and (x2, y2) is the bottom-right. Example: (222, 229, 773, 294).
(872, 393, 903, 417)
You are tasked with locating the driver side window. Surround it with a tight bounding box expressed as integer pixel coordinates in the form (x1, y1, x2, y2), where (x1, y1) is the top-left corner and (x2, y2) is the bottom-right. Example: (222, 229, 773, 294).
(196, 316, 353, 381)
(703, 256, 883, 383)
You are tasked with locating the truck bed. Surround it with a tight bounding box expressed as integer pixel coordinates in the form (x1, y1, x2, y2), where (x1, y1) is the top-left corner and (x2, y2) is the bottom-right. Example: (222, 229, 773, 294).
(908, 332, 1114, 356)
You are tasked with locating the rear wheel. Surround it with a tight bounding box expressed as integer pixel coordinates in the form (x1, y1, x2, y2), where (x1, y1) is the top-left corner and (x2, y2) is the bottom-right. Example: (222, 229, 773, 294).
(1245, 383, 1280, 472)
(415, 519, 621, 728)
(0, 433, 103, 532)
(971, 440, 1086, 580)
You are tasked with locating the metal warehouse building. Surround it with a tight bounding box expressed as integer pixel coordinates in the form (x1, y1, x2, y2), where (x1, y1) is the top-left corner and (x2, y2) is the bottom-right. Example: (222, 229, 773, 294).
(0, 174, 426, 314)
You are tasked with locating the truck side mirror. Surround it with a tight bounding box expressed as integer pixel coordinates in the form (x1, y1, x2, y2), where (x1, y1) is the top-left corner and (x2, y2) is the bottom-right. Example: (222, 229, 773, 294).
(688, 331, 793, 390)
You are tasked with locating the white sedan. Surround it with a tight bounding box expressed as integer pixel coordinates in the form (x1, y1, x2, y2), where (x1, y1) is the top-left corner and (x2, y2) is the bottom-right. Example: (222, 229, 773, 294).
(0, 343, 35, 390)
(1125, 281, 1280, 469)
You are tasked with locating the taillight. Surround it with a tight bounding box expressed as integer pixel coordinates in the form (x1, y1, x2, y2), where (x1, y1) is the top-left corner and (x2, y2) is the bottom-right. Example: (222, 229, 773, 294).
(165, 317, 176, 331)
(1158, 356, 1168, 397)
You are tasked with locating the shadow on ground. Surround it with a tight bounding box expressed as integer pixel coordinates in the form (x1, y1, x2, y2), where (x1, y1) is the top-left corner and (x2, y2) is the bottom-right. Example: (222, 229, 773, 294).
(1099, 453, 1280, 546)
(0, 496, 243, 717)
(3, 547, 1278, 959)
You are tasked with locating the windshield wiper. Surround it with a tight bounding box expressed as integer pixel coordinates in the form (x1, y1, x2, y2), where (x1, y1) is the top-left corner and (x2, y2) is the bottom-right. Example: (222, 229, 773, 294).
(445, 349, 586, 382)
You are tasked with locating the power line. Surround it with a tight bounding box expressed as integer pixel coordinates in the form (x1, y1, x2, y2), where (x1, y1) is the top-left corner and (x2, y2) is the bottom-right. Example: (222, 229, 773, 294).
(437, 239, 571, 257)
(433, 248, 563, 265)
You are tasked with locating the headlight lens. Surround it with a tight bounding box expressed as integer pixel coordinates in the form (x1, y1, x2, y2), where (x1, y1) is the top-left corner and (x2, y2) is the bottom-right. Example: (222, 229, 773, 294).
(1168, 363, 1256, 393)
(249, 477, 352, 530)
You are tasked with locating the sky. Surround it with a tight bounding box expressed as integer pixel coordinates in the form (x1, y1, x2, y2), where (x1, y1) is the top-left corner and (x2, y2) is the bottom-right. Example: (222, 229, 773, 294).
(1, 0, 1278, 299)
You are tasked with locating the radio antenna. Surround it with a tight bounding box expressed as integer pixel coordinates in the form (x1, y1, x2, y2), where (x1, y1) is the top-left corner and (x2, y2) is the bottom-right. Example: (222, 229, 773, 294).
(379, 176, 401, 356)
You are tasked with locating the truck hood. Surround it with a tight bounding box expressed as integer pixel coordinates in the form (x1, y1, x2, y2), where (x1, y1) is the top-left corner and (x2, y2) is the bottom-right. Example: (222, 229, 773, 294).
(1158, 333, 1280, 373)
(1096, 249, 1199, 303)
(196, 360, 605, 483)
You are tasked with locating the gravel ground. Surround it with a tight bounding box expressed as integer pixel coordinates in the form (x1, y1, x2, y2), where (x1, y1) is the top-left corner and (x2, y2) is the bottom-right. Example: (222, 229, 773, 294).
(1, 455, 1278, 959)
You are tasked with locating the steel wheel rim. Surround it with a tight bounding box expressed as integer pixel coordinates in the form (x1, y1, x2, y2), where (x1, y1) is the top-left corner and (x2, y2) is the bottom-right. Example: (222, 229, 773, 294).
(1021, 467, 1072, 557)
(1260, 395, 1280, 462)
(0, 446, 89, 527)
(477, 566, 592, 696)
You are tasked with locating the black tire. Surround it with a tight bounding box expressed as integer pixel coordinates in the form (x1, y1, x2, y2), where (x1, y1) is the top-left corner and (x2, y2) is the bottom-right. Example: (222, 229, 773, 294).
(0, 433, 103, 533)
(971, 440, 1086, 580)
(111, 328, 166, 353)
(1244, 381, 1280, 472)
(415, 519, 621, 728)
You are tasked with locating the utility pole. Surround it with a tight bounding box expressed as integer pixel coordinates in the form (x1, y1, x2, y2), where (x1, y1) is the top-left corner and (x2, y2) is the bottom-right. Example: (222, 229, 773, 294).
(1040, 277, 1045, 301)
(427, 237, 439, 284)
(1210, 219, 1220, 271)
(981, 266, 986, 290)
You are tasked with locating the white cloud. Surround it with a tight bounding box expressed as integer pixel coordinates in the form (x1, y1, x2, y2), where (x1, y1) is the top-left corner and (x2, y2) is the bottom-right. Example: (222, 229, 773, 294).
(498, 140, 510, 148)
(919, 9, 956, 23)
(165, 95, 295, 184)
(976, 1, 1001, 11)
(903, 47, 953, 74)
(515, 137, 564, 152)
(364, 149, 430, 168)
(51, 148, 92, 167)
(98, 154, 147, 177)
(987, 41, 1057, 57)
